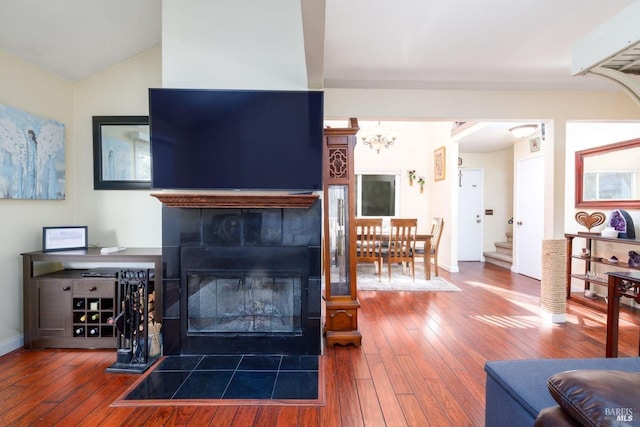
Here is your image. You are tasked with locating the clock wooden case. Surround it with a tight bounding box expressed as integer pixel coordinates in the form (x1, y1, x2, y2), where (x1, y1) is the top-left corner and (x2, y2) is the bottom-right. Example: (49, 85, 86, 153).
(323, 118, 362, 346)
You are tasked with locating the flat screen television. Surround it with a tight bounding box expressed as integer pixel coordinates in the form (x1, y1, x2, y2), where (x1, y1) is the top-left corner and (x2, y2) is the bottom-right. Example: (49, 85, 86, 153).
(149, 88, 324, 191)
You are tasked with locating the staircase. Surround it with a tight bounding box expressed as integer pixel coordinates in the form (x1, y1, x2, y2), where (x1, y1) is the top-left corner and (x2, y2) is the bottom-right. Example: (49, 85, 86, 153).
(483, 231, 513, 270)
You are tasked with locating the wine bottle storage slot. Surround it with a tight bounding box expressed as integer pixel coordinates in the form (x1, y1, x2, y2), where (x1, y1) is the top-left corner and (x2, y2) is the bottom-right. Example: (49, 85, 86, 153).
(72, 297, 116, 338)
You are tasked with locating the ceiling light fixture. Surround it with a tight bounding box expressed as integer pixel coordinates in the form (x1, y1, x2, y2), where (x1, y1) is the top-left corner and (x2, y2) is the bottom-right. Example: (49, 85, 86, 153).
(361, 121, 397, 153)
(509, 124, 539, 138)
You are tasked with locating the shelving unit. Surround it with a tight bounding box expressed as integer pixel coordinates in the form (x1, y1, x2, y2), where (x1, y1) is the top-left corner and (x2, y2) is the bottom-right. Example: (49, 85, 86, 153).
(565, 233, 640, 324)
(72, 292, 115, 339)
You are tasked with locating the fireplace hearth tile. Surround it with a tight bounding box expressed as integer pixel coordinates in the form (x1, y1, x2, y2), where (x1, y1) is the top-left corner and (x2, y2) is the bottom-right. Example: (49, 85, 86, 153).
(224, 371, 278, 399)
(124, 371, 191, 400)
(272, 371, 318, 399)
(119, 355, 320, 403)
(280, 355, 319, 370)
(173, 371, 233, 399)
(237, 355, 282, 371)
(156, 355, 202, 371)
(197, 355, 242, 370)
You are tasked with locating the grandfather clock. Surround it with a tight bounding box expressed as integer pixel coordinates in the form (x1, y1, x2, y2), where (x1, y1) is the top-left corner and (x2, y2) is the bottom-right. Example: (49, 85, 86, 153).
(323, 118, 362, 346)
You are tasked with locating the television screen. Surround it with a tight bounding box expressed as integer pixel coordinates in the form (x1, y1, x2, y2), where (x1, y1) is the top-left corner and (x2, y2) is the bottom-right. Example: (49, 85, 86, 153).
(149, 88, 324, 191)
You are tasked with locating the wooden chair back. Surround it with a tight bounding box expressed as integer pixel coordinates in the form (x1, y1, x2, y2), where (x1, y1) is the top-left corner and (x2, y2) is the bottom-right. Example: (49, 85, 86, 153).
(385, 218, 417, 281)
(430, 217, 445, 275)
(355, 218, 383, 280)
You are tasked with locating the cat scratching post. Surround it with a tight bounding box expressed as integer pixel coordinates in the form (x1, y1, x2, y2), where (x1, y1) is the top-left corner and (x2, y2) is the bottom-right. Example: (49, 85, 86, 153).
(541, 239, 566, 323)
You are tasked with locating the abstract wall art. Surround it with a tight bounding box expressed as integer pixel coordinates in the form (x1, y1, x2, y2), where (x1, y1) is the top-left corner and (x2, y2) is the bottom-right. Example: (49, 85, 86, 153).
(0, 104, 65, 199)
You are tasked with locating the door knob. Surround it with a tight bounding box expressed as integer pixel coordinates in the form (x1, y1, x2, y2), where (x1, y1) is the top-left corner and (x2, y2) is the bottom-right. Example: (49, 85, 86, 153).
(476, 215, 481, 223)
(517, 221, 523, 226)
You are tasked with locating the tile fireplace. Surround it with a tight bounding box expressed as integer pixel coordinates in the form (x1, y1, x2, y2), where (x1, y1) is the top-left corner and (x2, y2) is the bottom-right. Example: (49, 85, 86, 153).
(154, 193, 322, 356)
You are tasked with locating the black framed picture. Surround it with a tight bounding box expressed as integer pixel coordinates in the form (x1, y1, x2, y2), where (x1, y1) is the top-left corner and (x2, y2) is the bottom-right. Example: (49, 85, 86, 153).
(42, 226, 88, 251)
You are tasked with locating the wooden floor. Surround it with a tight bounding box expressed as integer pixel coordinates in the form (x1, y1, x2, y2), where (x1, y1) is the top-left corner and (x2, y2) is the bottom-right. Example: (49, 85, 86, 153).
(2, 262, 639, 426)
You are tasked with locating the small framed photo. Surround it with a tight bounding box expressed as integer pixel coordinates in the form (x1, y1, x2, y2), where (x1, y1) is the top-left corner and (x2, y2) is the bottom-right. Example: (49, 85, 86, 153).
(43, 226, 88, 251)
(529, 136, 541, 153)
(434, 146, 446, 181)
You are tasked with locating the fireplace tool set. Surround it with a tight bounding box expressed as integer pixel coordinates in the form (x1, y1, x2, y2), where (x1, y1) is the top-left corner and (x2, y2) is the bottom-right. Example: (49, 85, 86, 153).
(106, 269, 161, 373)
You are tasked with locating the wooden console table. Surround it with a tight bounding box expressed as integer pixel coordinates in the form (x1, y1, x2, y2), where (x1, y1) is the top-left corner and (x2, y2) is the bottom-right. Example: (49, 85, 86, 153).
(22, 248, 162, 349)
(605, 271, 640, 357)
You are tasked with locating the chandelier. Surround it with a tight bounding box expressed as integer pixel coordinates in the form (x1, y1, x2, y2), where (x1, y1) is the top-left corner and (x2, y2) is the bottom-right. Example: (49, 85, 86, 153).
(361, 121, 397, 153)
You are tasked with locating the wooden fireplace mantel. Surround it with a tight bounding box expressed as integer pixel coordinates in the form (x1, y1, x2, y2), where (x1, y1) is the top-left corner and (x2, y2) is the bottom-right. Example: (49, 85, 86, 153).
(151, 191, 319, 209)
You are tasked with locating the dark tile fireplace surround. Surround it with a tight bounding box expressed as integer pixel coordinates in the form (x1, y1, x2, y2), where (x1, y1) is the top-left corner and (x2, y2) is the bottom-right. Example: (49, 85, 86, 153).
(155, 193, 322, 356)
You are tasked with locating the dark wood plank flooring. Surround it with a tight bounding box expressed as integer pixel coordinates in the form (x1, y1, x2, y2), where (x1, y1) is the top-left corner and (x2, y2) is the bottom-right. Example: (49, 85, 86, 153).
(1, 262, 638, 426)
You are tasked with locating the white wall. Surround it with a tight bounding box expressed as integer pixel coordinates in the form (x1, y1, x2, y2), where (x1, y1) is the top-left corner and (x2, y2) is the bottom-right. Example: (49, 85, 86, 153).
(162, 0, 308, 90)
(0, 49, 74, 353)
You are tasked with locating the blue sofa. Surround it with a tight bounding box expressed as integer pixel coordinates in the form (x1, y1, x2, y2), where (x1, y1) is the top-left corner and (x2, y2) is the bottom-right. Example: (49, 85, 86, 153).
(484, 357, 640, 426)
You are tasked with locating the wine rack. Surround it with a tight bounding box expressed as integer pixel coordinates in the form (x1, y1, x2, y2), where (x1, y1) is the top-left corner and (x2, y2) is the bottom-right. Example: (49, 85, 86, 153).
(72, 296, 115, 338)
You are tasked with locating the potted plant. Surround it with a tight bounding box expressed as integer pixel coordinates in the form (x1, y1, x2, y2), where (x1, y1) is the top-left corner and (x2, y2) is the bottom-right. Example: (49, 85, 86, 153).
(408, 170, 416, 185)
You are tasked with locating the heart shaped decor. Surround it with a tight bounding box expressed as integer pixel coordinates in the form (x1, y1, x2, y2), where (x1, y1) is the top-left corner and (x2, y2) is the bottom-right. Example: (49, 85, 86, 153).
(574, 211, 606, 231)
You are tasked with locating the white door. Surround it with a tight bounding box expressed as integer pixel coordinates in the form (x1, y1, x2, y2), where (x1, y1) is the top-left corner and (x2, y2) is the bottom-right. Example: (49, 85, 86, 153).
(515, 156, 544, 280)
(458, 169, 483, 261)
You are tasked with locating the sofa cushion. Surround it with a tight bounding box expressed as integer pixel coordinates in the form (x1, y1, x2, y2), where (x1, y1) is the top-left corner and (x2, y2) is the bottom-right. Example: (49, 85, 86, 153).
(534, 406, 581, 427)
(546, 370, 640, 426)
(484, 357, 640, 426)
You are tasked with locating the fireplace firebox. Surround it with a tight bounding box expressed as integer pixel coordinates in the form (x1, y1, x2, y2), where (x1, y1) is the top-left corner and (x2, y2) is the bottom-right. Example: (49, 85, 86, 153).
(155, 193, 321, 356)
(187, 272, 300, 334)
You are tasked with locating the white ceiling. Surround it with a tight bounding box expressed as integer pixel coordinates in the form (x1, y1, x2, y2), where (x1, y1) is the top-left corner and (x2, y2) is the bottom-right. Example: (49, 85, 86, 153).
(0, 0, 635, 152)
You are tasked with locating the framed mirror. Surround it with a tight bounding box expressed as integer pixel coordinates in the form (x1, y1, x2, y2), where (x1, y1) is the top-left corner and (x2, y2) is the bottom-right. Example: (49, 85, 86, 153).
(575, 137, 640, 208)
(92, 116, 150, 190)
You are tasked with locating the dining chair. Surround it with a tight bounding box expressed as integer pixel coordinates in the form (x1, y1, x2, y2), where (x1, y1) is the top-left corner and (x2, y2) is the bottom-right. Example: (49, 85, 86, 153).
(355, 218, 383, 281)
(384, 218, 417, 282)
(414, 217, 445, 278)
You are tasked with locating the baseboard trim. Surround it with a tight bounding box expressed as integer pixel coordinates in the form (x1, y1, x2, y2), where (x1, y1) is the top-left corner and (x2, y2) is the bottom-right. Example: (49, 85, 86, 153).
(0, 335, 24, 356)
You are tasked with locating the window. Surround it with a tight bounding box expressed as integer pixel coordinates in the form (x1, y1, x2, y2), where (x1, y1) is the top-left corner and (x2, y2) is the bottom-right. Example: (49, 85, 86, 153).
(356, 173, 399, 217)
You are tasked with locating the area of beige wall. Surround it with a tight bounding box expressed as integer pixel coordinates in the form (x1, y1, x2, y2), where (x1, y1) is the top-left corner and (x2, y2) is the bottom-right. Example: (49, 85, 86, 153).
(458, 148, 514, 254)
(72, 46, 163, 248)
(0, 49, 74, 351)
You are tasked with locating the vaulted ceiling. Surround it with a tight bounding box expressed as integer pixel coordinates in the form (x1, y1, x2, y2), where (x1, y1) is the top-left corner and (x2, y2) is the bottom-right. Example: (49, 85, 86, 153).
(1, 1, 636, 153)
(0, 0, 634, 90)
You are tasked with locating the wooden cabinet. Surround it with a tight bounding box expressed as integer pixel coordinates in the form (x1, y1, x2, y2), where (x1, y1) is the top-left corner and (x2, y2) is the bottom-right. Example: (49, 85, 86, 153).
(323, 118, 362, 346)
(22, 248, 161, 350)
(565, 233, 640, 321)
(33, 277, 72, 339)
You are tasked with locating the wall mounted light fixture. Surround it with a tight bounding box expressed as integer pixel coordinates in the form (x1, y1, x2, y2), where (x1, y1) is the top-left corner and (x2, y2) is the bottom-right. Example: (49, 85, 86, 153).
(509, 124, 538, 138)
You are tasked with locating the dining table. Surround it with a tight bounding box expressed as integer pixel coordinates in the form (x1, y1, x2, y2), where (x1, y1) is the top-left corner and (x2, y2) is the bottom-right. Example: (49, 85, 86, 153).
(356, 232, 433, 280)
